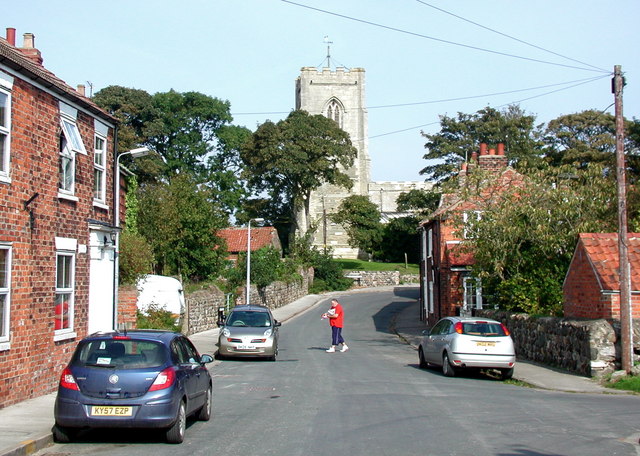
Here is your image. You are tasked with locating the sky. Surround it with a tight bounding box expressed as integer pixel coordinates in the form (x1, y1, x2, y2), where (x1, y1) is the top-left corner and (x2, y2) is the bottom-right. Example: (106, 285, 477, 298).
(4, 1, 639, 182)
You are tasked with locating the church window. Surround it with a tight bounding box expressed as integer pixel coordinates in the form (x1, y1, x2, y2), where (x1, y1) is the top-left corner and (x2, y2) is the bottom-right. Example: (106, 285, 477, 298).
(325, 99, 342, 128)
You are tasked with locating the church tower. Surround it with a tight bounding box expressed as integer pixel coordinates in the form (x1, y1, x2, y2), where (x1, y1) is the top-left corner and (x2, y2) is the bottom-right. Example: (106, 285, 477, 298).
(295, 66, 370, 258)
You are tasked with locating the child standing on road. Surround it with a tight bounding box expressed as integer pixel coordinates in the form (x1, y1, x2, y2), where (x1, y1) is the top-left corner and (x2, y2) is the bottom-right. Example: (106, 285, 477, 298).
(323, 299, 348, 353)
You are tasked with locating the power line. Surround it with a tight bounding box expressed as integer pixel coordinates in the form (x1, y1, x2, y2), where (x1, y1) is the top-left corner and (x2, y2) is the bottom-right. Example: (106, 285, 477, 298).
(280, 0, 609, 74)
(414, 0, 608, 73)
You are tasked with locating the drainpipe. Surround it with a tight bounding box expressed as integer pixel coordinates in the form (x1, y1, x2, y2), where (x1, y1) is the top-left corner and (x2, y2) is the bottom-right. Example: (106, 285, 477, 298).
(112, 127, 119, 331)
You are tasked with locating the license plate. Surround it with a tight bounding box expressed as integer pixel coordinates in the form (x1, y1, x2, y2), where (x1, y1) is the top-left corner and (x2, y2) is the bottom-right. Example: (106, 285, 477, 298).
(91, 406, 133, 416)
(237, 345, 256, 350)
(476, 341, 496, 347)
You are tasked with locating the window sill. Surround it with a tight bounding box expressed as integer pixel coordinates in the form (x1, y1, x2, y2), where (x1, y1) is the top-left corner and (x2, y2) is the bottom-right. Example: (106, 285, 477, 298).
(93, 201, 109, 211)
(0, 341, 9, 352)
(54, 330, 77, 342)
(0, 174, 10, 184)
(58, 192, 79, 202)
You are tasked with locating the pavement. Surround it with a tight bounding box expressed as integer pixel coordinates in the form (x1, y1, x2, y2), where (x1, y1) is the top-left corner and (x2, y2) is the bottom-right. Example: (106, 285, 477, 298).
(0, 286, 631, 456)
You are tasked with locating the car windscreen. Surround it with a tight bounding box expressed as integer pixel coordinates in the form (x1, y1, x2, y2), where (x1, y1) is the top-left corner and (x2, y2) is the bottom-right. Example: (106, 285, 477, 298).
(73, 339, 167, 368)
(227, 311, 272, 327)
(462, 322, 506, 337)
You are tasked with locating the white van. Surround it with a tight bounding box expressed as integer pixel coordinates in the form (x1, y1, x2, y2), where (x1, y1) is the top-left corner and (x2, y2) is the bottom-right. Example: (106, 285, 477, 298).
(136, 275, 184, 319)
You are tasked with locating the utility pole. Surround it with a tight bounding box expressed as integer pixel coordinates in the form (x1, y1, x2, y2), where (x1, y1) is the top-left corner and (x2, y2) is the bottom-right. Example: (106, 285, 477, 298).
(613, 65, 633, 374)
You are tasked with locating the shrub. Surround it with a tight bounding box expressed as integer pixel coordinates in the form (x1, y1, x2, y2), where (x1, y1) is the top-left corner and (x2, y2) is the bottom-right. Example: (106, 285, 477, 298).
(119, 230, 154, 285)
(136, 304, 180, 331)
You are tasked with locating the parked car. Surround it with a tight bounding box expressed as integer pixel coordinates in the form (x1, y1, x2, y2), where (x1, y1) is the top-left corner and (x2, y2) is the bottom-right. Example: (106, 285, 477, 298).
(53, 330, 214, 444)
(418, 316, 516, 379)
(216, 305, 281, 361)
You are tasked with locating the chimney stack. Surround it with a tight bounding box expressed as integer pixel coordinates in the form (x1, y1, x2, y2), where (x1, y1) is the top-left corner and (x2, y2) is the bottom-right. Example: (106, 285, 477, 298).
(477, 142, 508, 173)
(77, 85, 86, 96)
(6, 28, 16, 46)
(20, 32, 43, 65)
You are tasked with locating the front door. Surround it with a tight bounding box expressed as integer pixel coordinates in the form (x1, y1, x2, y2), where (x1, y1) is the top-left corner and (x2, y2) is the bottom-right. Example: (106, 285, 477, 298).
(88, 229, 115, 333)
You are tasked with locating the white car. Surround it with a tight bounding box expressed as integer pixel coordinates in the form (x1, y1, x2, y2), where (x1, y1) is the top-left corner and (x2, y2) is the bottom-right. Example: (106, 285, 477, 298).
(418, 316, 516, 379)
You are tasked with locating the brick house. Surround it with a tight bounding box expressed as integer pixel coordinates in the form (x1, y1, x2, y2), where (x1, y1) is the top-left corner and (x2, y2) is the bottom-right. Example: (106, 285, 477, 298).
(217, 226, 282, 264)
(563, 233, 640, 319)
(418, 143, 525, 327)
(0, 29, 119, 407)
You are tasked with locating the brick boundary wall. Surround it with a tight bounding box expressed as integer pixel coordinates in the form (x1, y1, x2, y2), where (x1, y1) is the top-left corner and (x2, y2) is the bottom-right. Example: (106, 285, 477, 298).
(477, 309, 640, 377)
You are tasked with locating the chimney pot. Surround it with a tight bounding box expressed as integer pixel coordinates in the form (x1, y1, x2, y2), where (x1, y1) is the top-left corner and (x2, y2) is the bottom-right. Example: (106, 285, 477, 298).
(489, 148, 496, 155)
(479, 143, 488, 156)
(23, 33, 35, 49)
(497, 143, 505, 156)
(6, 28, 16, 46)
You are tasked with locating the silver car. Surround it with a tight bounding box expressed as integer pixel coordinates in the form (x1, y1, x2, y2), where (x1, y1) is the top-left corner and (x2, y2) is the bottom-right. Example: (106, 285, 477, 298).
(418, 316, 516, 379)
(216, 305, 280, 361)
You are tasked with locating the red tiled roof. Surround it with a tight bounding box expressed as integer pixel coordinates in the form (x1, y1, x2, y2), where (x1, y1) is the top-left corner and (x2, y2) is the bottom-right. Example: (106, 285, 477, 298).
(217, 227, 280, 253)
(579, 233, 640, 291)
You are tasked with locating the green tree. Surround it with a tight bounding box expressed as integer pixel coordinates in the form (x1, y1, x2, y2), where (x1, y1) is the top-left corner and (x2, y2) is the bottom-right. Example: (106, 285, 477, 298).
(396, 188, 442, 215)
(331, 195, 383, 258)
(544, 109, 640, 180)
(241, 110, 357, 238)
(463, 164, 617, 315)
(378, 216, 421, 263)
(138, 174, 227, 281)
(421, 105, 544, 182)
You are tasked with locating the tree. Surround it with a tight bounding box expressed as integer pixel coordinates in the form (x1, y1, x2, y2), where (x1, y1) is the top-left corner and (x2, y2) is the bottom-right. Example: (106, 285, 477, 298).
(544, 109, 640, 181)
(396, 188, 442, 215)
(378, 216, 421, 263)
(241, 110, 357, 238)
(137, 174, 227, 281)
(330, 195, 383, 258)
(421, 105, 544, 182)
(463, 164, 618, 315)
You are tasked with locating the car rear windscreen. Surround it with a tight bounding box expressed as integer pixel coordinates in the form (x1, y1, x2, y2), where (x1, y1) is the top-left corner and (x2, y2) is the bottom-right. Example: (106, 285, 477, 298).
(74, 339, 167, 368)
(462, 322, 507, 337)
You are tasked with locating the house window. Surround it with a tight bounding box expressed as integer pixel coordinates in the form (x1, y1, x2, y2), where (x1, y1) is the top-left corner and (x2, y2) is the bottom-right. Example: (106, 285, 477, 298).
(0, 245, 11, 345)
(463, 276, 483, 311)
(60, 117, 86, 154)
(325, 99, 342, 128)
(463, 211, 482, 239)
(93, 134, 107, 202)
(55, 251, 75, 333)
(0, 88, 10, 181)
(59, 133, 75, 194)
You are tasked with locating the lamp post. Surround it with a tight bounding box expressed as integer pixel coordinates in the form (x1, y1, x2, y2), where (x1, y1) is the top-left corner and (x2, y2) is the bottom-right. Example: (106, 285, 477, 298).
(113, 146, 153, 330)
(246, 218, 264, 306)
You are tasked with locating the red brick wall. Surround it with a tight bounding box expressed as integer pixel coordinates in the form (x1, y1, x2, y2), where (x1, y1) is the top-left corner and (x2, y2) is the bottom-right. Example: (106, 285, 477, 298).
(0, 75, 115, 408)
(564, 244, 640, 319)
(118, 286, 139, 330)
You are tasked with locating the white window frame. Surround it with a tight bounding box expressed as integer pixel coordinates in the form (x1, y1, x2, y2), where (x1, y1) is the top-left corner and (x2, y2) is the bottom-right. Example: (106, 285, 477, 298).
(463, 210, 482, 239)
(0, 244, 11, 350)
(93, 133, 107, 204)
(59, 133, 76, 197)
(60, 116, 86, 155)
(463, 276, 483, 312)
(0, 86, 11, 183)
(54, 245, 76, 341)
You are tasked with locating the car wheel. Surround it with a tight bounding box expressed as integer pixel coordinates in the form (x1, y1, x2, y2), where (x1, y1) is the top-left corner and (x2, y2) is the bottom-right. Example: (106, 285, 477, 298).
(214, 351, 224, 360)
(418, 347, 428, 369)
(166, 401, 186, 444)
(500, 367, 514, 380)
(52, 424, 75, 443)
(442, 353, 456, 377)
(196, 385, 212, 421)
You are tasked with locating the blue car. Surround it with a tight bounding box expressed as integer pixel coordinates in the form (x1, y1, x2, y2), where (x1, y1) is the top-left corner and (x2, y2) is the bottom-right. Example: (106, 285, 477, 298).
(53, 330, 214, 444)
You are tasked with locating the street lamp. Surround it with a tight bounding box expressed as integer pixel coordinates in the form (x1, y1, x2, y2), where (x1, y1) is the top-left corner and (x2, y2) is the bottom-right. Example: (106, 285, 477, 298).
(113, 146, 155, 330)
(246, 218, 264, 306)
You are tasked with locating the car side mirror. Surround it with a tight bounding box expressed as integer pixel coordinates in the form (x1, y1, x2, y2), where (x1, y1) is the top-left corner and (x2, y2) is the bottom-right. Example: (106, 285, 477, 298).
(274, 320, 282, 327)
(421, 329, 431, 336)
(217, 319, 225, 327)
(200, 354, 214, 364)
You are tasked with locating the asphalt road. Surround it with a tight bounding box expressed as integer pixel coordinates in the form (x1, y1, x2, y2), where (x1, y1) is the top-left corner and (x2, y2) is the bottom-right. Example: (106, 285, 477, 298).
(34, 289, 640, 456)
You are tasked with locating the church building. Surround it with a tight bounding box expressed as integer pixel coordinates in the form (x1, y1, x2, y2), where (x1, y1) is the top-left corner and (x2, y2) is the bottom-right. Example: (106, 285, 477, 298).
(295, 65, 431, 259)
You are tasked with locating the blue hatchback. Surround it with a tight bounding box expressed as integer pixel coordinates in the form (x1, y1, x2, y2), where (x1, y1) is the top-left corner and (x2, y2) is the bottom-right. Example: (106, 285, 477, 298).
(53, 330, 213, 444)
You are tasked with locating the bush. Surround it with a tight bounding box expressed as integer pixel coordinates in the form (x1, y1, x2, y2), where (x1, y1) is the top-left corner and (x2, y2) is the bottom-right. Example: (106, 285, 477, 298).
(119, 230, 154, 285)
(136, 304, 180, 331)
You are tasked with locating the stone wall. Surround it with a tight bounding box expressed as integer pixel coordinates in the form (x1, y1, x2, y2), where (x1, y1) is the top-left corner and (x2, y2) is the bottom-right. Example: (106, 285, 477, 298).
(237, 268, 314, 310)
(346, 271, 400, 288)
(184, 286, 227, 336)
(478, 309, 640, 377)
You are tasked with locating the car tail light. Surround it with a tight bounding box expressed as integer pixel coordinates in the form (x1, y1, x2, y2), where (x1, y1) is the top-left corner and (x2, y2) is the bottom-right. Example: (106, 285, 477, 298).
(149, 367, 176, 392)
(113, 335, 130, 340)
(500, 323, 511, 336)
(251, 339, 267, 343)
(454, 322, 463, 334)
(59, 367, 79, 391)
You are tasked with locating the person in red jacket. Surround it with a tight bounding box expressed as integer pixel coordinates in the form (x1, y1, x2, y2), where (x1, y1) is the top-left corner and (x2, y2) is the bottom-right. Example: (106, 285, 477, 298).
(323, 299, 348, 353)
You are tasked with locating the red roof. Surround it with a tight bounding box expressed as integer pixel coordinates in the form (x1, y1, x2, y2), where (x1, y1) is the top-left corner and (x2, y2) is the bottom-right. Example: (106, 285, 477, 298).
(578, 233, 640, 291)
(217, 227, 281, 253)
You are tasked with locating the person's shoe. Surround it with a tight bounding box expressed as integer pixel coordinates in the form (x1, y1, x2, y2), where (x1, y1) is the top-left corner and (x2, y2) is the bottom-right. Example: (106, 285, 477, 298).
(340, 344, 349, 352)
(326, 346, 336, 353)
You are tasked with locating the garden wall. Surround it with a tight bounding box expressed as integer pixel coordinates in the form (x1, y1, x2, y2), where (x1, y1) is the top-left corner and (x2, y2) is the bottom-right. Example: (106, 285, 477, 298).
(477, 309, 640, 377)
